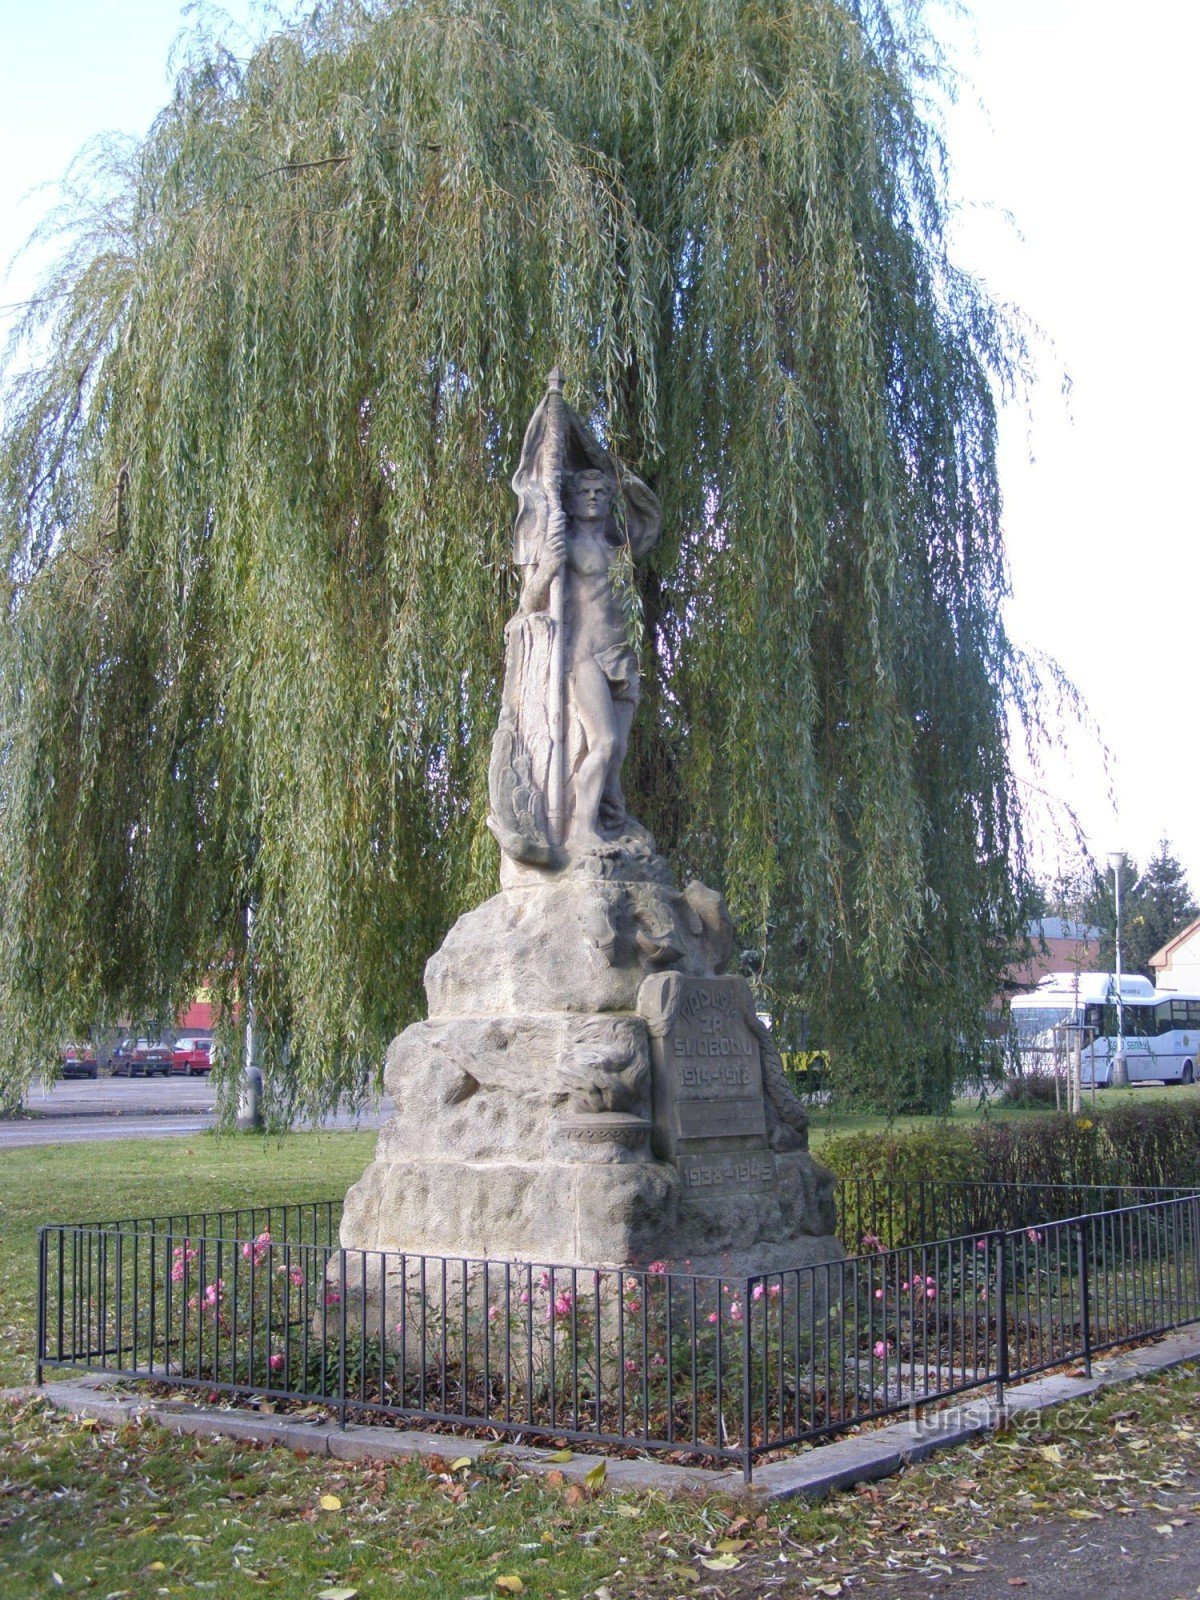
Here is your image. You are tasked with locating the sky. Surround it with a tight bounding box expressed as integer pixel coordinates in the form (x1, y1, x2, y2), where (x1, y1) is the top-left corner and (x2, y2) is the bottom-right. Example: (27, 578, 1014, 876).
(1, 0, 1198, 898)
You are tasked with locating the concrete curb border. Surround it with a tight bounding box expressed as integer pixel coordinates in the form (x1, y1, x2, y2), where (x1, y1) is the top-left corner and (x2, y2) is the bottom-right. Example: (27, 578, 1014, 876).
(11, 1327, 1200, 1503)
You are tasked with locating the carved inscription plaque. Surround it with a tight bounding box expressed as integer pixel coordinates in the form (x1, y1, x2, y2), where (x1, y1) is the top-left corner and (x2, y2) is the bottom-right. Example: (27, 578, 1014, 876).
(637, 973, 775, 1194)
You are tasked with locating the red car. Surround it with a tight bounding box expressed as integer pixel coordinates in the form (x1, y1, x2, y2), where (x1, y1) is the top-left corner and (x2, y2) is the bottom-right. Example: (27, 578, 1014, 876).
(60, 1046, 99, 1080)
(111, 1039, 172, 1077)
(171, 1037, 214, 1075)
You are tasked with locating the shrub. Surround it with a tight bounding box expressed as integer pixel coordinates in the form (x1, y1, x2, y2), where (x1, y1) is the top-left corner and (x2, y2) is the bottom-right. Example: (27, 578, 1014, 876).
(825, 1103, 1200, 1194)
(998, 1074, 1063, 1109)
(1095, 1101, 1200, 1188)
(819, 1126, 982, 1184)
(972, 1115, 1103, 1188)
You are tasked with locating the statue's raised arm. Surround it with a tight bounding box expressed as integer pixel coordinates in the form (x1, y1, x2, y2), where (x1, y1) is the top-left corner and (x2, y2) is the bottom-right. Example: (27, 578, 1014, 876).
(488, 375, 661, 877)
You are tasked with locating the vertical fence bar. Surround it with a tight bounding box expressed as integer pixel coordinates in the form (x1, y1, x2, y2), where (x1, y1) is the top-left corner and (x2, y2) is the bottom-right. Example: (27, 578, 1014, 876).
(741, 1277, 754, 1485)
(337, 1248, 348, 1428)
(114, 1230, 125, 1370)
(131, 1223, 140, 1372)
(35, 1228, 48, 1386)
(56, 1228, 65, 1366)
(1076, 1219, 1092, 1377)
(995, 1232, 1009, 1408)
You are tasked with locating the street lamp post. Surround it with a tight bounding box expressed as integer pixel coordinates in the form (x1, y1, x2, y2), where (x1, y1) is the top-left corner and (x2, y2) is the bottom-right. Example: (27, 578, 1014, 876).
(1108, 850, 1128, 1088)
(237, 898, 264, 1131)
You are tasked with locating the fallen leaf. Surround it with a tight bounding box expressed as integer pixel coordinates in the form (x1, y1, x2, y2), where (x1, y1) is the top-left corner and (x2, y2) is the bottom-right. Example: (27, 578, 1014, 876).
(1037, 1445, 1064, 1465)
(700, 1553, 740, 1571)
(1007, 1582, 1028, 1589)
(584, 1460, 607, 1490)
(316, 1589, 358, 1600)
(546, 1449, 574, 1463)
(146, 1563, 166, 1573)
(615, 1504, 641, 1519)
(495, 1579, 524, 1595)
(449, 1457, 473, 1472)
(545, 1470, 566, 1489)
(1066, 1510, 1102, 1521)
(1153, 1524, 1174, 1535)
(318, 1494, 343, 1512)
(714, 1538, 749, 1552)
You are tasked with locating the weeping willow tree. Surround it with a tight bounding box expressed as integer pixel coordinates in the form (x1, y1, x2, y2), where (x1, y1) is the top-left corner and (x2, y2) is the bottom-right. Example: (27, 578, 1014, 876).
(0, 0, 1040, 1120)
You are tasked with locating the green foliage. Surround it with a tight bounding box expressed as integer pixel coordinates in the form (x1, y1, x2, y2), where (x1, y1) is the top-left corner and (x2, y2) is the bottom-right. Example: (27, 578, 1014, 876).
(823, 1102, 1200, 1191)
(997, 1072, 1062, 1108)
(1, 0, 1037, 1120)
(1122, 840, 1199, 977)
(818, 1125, 981, 1183)
(1057, 838, 1199, 981)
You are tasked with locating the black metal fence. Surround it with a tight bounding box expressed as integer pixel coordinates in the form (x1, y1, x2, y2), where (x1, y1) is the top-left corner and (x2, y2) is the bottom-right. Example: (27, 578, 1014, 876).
(36, 1181, 1200, 1481)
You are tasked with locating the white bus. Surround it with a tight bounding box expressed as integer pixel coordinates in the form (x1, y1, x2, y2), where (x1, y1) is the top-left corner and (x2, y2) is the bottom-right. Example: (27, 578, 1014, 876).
(1009, 972, 1200, 1086)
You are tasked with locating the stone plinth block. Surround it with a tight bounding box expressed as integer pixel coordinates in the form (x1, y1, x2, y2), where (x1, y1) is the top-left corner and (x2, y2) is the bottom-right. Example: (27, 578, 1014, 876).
(339, 1153, 678, 1265)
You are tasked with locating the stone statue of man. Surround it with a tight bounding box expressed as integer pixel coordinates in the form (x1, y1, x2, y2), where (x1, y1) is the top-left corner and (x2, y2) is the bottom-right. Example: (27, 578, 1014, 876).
(488, 379, 661, 871)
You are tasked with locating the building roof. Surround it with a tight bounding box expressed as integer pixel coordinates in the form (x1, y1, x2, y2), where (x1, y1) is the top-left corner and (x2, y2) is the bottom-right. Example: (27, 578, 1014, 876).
(1149, 915, 1200, 971)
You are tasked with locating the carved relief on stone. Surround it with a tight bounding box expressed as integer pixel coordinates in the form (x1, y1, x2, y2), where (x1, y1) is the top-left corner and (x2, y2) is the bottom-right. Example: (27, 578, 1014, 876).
(553, 1015, 653, 1159)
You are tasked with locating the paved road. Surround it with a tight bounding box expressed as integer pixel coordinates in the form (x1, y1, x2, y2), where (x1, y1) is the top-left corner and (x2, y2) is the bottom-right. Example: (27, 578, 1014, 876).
(1, 1075, 391, 1147)
(860, 1475, 1200, 1600)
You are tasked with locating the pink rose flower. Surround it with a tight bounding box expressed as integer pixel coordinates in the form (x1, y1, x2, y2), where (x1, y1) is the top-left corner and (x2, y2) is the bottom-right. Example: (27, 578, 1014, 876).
(242, 1229, 272, 1266)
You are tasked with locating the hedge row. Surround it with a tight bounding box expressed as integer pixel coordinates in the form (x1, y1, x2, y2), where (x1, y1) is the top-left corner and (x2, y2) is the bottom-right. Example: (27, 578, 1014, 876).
(819, 1101, 1200, 1192)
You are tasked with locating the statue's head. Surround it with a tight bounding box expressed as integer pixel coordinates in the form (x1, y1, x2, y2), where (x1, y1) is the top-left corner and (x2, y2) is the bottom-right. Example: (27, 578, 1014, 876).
(564, 467, 617, 521)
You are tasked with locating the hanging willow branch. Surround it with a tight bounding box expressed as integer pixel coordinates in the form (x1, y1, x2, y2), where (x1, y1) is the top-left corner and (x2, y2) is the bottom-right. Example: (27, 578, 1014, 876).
(0, 0, 1039, 1120)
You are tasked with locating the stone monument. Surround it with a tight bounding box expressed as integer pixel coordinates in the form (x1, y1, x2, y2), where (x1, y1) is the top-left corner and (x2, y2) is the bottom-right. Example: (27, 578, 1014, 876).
(340, 372, 840, 1274)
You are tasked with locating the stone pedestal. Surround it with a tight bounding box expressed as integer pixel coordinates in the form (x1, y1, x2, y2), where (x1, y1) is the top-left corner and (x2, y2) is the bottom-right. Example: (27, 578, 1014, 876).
(340, 873, 841, 1276)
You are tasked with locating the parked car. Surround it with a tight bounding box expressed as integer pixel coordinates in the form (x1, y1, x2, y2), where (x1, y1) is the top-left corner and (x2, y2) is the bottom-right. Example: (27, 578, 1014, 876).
(60, 1045, 99, 1080)
(111, 1039, 172, 1077)
(171, 1037, 214, 1075)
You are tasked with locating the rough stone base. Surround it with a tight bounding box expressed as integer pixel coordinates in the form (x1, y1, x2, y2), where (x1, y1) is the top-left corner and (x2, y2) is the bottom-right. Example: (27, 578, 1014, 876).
(341, 1145, 838, 1268)
(340, 1153, 677, 1264)
(345, 872, 840, 1276)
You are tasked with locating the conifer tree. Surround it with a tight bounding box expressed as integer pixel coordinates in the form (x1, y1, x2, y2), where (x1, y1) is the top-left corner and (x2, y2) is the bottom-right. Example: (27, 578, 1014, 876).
(1084, 842, 1199, 980)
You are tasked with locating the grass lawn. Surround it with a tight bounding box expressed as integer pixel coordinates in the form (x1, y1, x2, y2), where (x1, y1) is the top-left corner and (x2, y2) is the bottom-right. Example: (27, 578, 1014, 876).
(2, 1131, 1200, 1597)
(1, 1340, 1197, 1597)
(802, 1081, 1200, 1143)
(0, 1133, 375, 1392)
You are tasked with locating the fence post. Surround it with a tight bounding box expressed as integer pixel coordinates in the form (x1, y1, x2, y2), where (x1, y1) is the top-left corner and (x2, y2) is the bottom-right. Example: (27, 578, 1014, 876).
(1172, 1201, 1185, 1327)
(994, 1231, 1009, 1410)
(35, 1227, 48, 1387)
(741, 1277, 754, 1485)
(338, 1248, 350, 1430)
(1075, 1220, 1093, 1378)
